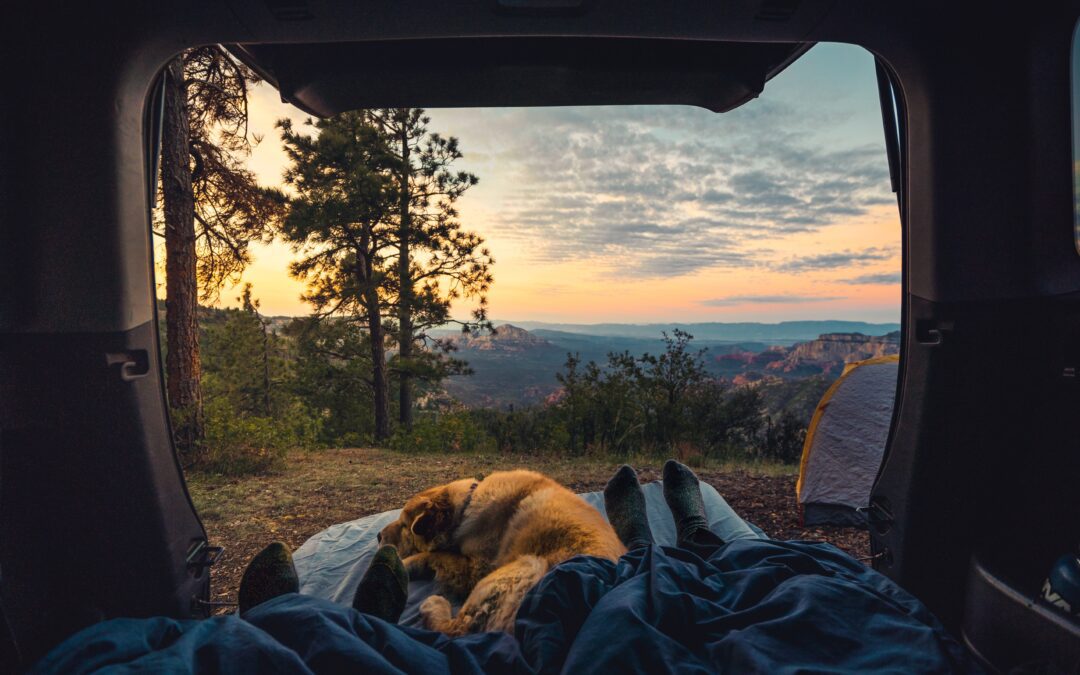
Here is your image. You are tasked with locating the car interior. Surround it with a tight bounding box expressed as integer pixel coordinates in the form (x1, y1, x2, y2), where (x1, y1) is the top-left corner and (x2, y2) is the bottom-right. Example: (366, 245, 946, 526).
(1, 0, 1079, 671)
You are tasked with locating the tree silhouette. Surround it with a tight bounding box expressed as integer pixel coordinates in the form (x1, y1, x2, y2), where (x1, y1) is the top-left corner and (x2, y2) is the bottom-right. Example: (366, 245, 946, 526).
(368, 108, 494, 429)
(159, 46, 283, 457)
(202, 284, 278, 419)
(276, 113, 396, 440)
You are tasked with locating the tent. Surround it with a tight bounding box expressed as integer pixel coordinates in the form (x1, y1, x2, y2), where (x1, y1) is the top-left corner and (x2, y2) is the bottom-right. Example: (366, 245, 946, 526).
(796, 355, 900, 527)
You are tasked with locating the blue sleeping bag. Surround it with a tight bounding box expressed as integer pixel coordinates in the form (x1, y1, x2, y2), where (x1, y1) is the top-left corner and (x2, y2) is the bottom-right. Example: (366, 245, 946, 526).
(32, 539, 980, 673)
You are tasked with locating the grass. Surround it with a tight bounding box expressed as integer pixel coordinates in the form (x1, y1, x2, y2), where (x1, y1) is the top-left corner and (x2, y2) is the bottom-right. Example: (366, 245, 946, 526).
(186, 447, 866, 608)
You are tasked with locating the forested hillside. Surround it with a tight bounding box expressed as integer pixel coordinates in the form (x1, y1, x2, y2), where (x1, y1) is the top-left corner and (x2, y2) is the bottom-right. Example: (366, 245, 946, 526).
(164, 301, 897, 474)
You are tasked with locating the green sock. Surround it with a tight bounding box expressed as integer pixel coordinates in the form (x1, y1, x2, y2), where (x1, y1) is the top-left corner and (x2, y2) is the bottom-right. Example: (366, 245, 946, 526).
(238, 542, 299, 614)
(603, 465, 654, 550)
(352, 545, 409, 623)
(662, 460, 719, 547)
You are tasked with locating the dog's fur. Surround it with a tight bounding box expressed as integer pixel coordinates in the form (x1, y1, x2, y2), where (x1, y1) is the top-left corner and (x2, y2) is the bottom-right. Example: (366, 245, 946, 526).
(378, 469, 625, 635)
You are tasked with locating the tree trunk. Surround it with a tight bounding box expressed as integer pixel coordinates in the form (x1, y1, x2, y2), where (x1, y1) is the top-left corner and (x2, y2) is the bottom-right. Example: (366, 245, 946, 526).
(161, 54, 204, 457)
(260, 318, 271, 417)
(396, 118, 414, 429)
(365, 289, 390, 441)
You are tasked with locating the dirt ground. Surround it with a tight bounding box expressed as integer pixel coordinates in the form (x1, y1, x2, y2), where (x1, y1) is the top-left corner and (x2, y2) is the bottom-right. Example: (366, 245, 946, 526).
(186, 448, 870, 609)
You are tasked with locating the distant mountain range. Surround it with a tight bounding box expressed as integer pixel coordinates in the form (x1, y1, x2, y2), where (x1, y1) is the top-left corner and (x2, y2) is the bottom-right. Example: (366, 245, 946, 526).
(174, 303, 900, 415)
(493, 320, 900, 343)
(441, 323, 900, 408)
(713, 332, 900, 385)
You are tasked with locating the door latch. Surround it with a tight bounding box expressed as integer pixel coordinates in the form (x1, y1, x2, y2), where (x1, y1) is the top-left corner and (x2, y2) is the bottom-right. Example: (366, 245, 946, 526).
(859, 496, 895, 535)
(186, 540, 224, 574)
(105, 350, 150, 381)
(914, 320, 950, 346)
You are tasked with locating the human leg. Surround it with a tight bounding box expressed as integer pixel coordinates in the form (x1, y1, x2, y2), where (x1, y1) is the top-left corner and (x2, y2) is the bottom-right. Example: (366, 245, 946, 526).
(238, 542, 300, 615)
(602, 464, 654, 550)
(662, 460, 726, 550)
(351, 545, 409, 624)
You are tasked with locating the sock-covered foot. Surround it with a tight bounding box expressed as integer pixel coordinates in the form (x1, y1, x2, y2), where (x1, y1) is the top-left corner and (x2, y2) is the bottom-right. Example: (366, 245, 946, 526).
(238, 542, 299, 614)
(352, 545, 409, 623)
(603, 465, 654, 550)
(662, 460, 723, 548)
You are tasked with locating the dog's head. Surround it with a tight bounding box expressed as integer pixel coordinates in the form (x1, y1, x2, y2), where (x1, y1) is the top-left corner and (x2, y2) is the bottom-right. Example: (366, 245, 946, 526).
(378, 478, 476, 556)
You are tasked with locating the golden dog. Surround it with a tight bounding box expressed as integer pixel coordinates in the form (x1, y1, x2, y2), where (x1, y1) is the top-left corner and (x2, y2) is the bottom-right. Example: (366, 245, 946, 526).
(378, 469, 625, 635)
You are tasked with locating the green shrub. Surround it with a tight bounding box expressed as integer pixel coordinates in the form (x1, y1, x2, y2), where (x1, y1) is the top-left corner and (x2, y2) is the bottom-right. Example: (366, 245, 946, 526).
(756, 411, 807, 464)
(197, 399, 320, 475)
(334, 431, 372, 449)
(468, 407, 568, 455)
(389, 412, 495, 454)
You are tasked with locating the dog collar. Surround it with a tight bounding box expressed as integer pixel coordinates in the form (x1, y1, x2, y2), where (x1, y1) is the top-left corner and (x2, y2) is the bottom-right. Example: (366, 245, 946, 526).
(459, 481, 479, 519)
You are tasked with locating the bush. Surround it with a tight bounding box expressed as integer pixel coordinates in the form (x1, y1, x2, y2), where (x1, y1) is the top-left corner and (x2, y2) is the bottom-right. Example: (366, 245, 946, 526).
(546, 332, 786, 460)
(388, 411, 496, 454)
(469, 407, 568, 455)
(197, 399, 320, 475)
(756, 411, 807, 464)
(334, 431, 373, 449)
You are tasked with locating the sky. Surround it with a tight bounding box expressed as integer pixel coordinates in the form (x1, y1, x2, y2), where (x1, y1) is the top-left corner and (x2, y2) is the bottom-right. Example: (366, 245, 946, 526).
(169, 42, 901, 323)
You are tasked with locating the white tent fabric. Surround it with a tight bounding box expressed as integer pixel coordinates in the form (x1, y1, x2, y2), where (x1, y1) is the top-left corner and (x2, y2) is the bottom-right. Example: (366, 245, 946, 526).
(797, 356, 898, 527)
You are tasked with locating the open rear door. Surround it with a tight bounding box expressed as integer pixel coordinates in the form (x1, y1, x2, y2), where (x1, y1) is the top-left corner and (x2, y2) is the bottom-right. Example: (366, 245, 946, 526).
(0, 62, 212, 670)
(867, 17, 1080, 671)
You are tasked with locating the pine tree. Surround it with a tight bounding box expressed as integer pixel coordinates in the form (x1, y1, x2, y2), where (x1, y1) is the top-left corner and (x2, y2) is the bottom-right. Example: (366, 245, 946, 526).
(240, 284, 273, 417)
(276, 113, 396, 440)
(368, 108, 494, 429)
(283, 316, 377, 445)
(201, 285, 275, 417)
(159, 46, 284, 457)
(160, 53, 202, 454)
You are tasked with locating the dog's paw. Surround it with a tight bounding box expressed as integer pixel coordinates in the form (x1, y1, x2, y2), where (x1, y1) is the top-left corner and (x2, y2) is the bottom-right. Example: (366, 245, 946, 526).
(419, 594, 453, 630)
(402, 554, 434, 581)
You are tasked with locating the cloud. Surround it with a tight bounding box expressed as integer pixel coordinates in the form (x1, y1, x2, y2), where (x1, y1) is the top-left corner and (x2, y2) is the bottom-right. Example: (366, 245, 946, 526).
(484, 107, 892, 278)
(431, 47, 895, 280)
(773, 247, 896, 273)
(840, 272, 901, 284)
(701, 294, 846, 307)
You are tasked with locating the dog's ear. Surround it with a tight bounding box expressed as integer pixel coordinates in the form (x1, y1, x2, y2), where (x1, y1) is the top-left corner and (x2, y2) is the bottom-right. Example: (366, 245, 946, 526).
(410, 493, 453, 540)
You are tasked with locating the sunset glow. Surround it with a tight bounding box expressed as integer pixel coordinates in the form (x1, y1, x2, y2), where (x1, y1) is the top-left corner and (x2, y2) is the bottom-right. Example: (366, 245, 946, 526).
(170, 43, 901, 323)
